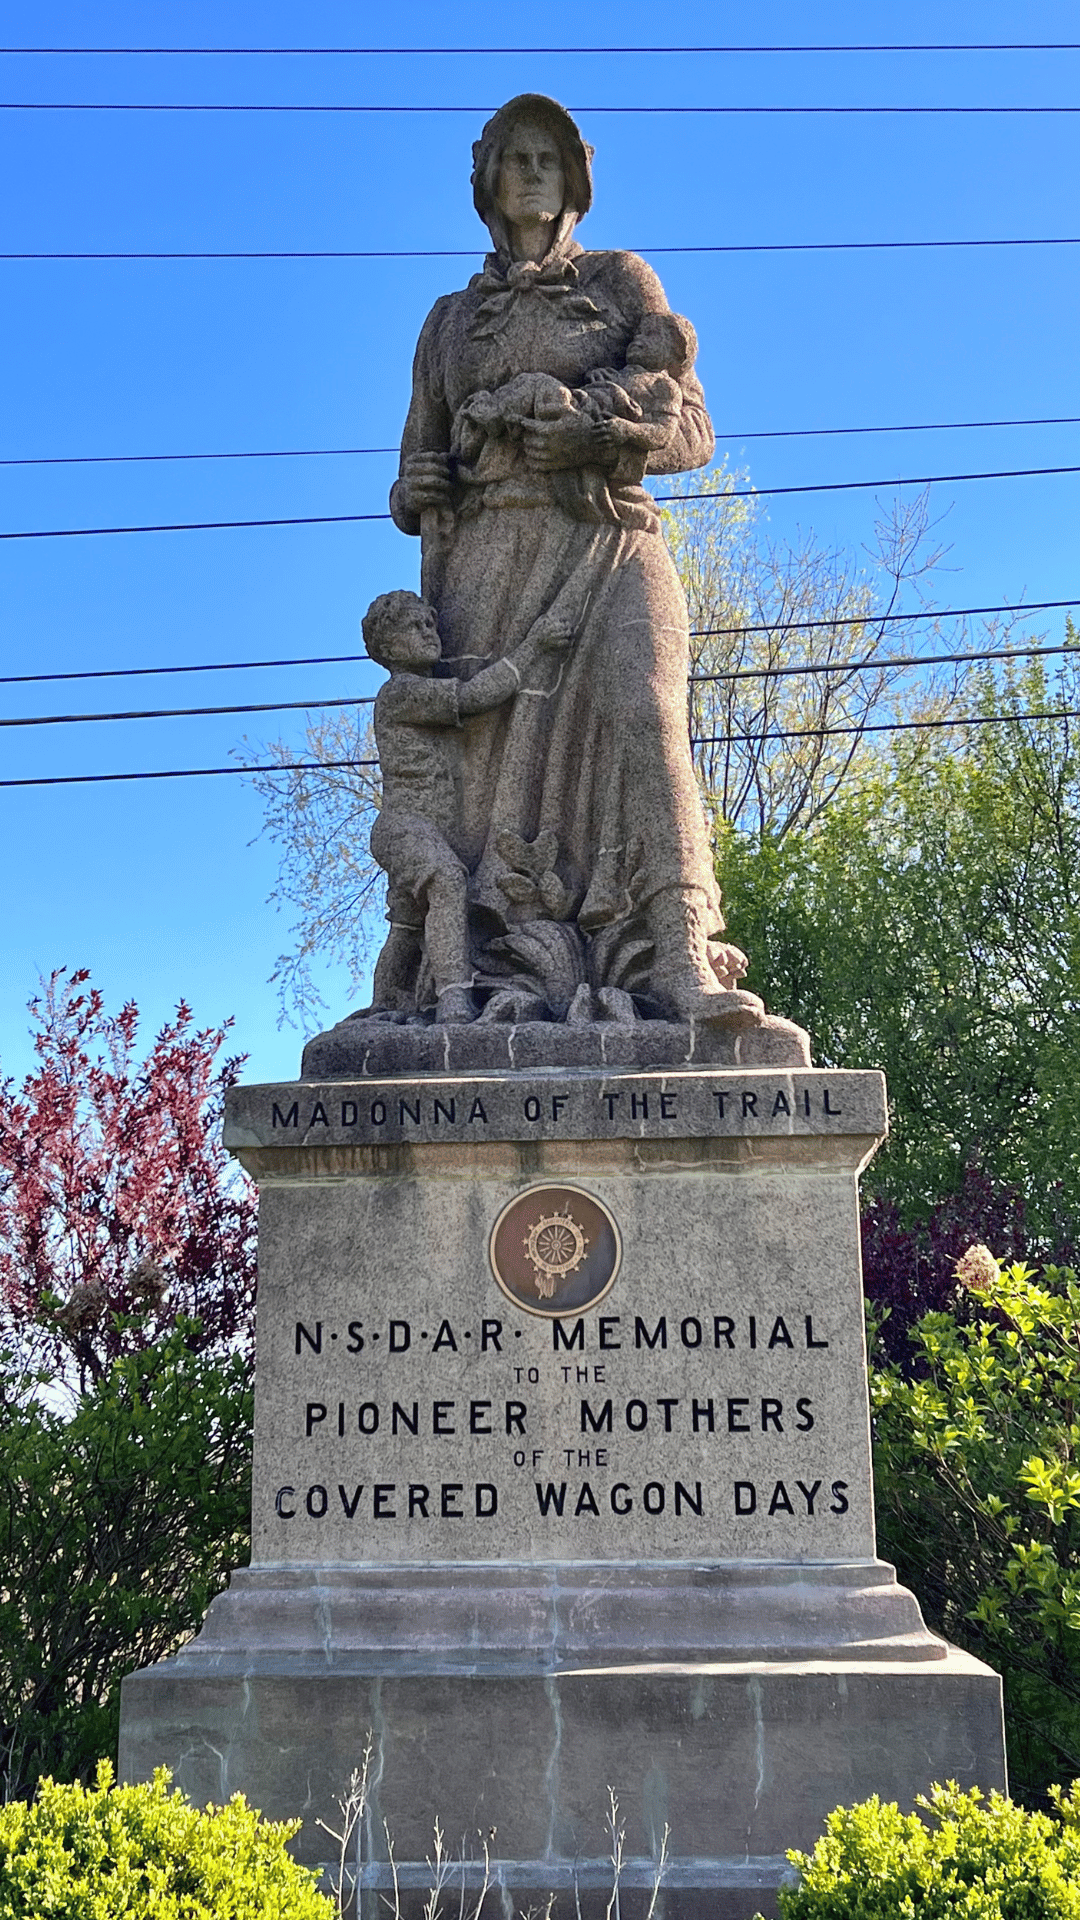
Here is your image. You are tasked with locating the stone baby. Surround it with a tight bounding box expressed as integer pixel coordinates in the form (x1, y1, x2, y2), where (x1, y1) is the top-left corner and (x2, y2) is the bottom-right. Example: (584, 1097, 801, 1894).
(454, 312, 694, 463)
(450, 312, 699, 536)
(581, 311, 698, 458)
(364, 590, 571, 1023)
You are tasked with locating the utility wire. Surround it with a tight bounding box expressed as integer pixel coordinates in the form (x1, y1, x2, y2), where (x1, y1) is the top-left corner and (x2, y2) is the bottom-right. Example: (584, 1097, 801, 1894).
(5, 635, 1078, 724)
(5, 705, 1078, 790)
(5, 101, 1080, 115)
(7, 414, 1080, 469)
(691, 598, 1078, 639)
(0, 758, 376, 790)
(0, 510, 390, 540)
(663, 462, 1080, 505)
(7, 237, 1080, 260)
(692, 638, 1078, 686)
(0, 694, 372, 729)
(4, 463, 1079, 542)
(695, 707, 1080, 746)
(5, 43, 1080, 54)
(0, 444, 398, 468)
(2, 604, 1075, 692)
(0, 651, 374, 688)
(717, 412, 1080, 443)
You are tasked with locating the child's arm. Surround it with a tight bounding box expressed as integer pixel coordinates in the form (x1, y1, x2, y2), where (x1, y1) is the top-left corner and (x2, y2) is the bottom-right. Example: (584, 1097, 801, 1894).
(456, 619, 574, 715)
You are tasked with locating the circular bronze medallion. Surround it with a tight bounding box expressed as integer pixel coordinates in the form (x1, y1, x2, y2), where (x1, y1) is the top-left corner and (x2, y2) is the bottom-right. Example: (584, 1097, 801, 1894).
(489, 1184, 622, 1318)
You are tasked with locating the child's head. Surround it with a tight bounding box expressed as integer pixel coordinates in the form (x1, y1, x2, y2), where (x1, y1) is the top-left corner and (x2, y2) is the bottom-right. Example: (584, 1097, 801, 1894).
(363, 590, 441, 670)
(626, 311, 697, 378)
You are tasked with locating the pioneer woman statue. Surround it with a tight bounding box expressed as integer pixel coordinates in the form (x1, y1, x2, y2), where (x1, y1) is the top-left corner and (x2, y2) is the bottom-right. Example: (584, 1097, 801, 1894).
(306, 94, 809, 1063)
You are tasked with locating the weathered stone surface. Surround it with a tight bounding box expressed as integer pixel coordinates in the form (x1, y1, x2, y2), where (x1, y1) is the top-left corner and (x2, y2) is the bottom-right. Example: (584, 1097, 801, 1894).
(225, 1071, 886, 1570)
(121, 1060, 1006, 1912)
(152, 1561, 945, 1669)
(301, 1012, 812, 1077)
(243, 1152, 878, 1566)
(226, 1066, 884, 1155)
(302, 93, 806, 1059)
(120, 1651, 1006, 1917)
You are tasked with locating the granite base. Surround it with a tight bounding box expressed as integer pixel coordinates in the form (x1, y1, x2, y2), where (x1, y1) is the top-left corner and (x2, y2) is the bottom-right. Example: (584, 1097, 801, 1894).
(300, 1013, 812, 1079)
(120, 1633, 1005, 1920)
(119, 1067, 1005, 1914)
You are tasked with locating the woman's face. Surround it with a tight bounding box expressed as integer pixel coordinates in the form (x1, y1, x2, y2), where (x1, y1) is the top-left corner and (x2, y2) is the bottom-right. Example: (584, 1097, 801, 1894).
(494, 119, 566, 232)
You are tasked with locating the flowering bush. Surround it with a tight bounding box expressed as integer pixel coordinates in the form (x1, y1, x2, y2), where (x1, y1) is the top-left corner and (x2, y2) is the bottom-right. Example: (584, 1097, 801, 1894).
(0, 969, 256, 1389)
(0, 971, 257, 1799)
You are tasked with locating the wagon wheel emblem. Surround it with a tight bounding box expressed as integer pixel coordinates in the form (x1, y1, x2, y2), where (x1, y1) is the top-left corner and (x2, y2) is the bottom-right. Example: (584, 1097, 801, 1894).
(523, 1209, 590, 1298)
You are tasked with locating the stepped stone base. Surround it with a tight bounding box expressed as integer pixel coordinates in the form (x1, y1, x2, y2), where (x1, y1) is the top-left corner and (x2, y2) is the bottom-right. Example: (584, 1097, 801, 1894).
(119, 1065, 1005, 1916)
(120, 1623, 1004, 1920)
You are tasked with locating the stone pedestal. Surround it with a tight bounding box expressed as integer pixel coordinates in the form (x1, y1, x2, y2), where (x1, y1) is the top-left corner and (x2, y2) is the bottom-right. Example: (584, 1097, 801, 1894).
(119, 1066, 1005, 1916)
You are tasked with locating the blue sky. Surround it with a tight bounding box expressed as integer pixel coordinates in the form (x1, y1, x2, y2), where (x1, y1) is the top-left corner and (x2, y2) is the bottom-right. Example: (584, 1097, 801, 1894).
(1, 0, 1077, 1086)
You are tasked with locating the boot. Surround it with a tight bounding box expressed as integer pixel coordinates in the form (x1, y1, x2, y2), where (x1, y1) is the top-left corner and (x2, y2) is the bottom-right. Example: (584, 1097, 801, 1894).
(647, 887, 764, 1027)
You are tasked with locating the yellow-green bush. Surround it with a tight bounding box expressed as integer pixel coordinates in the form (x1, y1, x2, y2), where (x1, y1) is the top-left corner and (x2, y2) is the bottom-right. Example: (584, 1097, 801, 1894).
(774, 1780, 1080, 1920)
(0, 1763, 333, 1919)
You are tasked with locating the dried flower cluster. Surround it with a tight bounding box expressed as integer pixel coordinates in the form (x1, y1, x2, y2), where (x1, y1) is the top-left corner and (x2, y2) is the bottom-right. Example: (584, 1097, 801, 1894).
(954, 1242, 1000, 1293)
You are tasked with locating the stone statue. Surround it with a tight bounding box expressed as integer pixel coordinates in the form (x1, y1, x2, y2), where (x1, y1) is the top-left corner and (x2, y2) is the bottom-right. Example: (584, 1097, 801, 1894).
(364, 589, 573, 1025)
(303, 93, 810, 1072)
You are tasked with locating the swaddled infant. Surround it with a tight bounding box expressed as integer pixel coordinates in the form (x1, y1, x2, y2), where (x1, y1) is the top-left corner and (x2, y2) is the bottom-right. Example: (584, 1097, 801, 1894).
(453, 312, 696, 467)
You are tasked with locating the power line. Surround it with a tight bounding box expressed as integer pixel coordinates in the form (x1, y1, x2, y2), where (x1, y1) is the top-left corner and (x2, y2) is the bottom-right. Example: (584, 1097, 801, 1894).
(692, 638, 1078, 687)
(4, 100, 1080, 115)
(0, 758, 376, 790)
(4, 462, 1078, 542)
(717, 412, 1080, 443)
(3, 603, 1075, 692)
(7, 414, 1080, 470)
(5, 634, 1078, 730)
(696, 706, 1080, 747)
(2, 247, 484, 261)
(7, 237, 1078, 261)
(4, 636, 1076, 726)
(0, 510, 390, 540)
(0, 444, 398, 468)
(0, 651, 372, 688)
(661, 456, 1076, 503)
(4, 43, 1079, 54)
(691, 598, 1078, 640)
(0, 693, 373, 729)
(5, 704, 1078, 790)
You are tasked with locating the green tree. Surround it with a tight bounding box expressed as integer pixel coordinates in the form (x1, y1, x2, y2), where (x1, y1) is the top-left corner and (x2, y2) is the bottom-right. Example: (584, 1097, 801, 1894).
(0, 1329, 252, 1803)
(0, 975, 256, 1800)
(719, 643, 1080, 1254)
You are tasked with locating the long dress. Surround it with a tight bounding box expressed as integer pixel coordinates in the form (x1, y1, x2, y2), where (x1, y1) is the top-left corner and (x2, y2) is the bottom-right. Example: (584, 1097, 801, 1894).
(389, 240, 725, 1014)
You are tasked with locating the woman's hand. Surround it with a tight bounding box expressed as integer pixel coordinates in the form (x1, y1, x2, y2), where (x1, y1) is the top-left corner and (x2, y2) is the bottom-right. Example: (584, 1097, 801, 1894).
(520, 414, 614, 472)
(397, 452, 454, 516)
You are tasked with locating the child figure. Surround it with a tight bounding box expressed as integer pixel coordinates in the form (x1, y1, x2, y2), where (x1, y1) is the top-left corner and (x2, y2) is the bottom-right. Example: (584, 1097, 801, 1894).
(451, 311, 696, 467)
(580, 310, 697, 459)
(364, 590, 571, 1023)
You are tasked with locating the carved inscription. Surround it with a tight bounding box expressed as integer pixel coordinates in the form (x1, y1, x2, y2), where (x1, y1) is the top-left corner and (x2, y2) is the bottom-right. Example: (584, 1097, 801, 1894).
(258, 1287, 860, 1561)
(263, 1076, 852, 1146)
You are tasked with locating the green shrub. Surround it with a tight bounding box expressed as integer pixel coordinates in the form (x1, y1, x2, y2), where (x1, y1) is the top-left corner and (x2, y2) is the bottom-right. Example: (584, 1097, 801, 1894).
(0, 1330, 252, 1799)
(871, 1260, 1080, 1802)
(0, 1762, 333, 1918)
(775, 1780, 1080, 1920)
